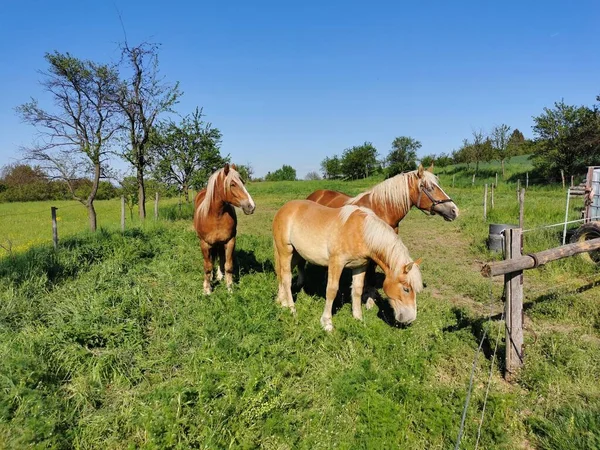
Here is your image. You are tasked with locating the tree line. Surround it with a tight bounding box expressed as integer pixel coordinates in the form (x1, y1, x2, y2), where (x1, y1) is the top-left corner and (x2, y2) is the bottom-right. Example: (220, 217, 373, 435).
(318, 95, 600, 182)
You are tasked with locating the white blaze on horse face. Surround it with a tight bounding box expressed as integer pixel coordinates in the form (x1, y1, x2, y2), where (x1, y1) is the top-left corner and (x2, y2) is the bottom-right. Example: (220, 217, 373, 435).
(394, 304, 417, 324)
(240, 183, 255, 215)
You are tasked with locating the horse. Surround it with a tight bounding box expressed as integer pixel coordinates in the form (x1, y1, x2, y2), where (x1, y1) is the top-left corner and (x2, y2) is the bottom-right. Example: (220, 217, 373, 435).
(272, 199, 423, 331)
(193, 163, 255, 294)
(307, 164, 458, 230)
(306, 165, 457, 303)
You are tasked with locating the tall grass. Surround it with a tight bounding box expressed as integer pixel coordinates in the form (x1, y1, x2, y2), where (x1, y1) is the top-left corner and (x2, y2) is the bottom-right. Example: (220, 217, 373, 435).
(0, 156, 598, 448)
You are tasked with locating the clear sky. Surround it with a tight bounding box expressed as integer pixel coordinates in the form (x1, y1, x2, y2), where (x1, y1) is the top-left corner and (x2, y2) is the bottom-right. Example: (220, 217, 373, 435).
(1, 0, 599, 179)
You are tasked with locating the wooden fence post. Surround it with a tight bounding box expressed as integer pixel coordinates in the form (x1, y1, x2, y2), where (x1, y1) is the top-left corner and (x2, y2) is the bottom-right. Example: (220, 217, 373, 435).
(121, 196, 126, 232)
(526, 172, 529, 189)
(561, 169, 565, 189)
(472, 173, 476, 186)
(51, 206, 58, 250)
(491, 183, 494, 209)
(504, 228, 524, 379)
(495, 172, 498, 186)
(483, 184, 488, 220)
(519, 188, 525, 229)
(570, 175, 574, 188)
(154, 192, 159, 221)
(516, 179, 520, 201)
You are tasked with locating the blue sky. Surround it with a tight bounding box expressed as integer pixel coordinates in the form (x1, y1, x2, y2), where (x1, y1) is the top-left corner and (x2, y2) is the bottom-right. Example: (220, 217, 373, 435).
(1, 0, 599, 179)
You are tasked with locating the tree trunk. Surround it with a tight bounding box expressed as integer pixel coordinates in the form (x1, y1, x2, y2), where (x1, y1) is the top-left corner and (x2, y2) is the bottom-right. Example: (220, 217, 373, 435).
(87, 201, 97, 232)
(137, 167, 146, 220)
(86, 162, 101, 232)
(183, 182, 189, 202)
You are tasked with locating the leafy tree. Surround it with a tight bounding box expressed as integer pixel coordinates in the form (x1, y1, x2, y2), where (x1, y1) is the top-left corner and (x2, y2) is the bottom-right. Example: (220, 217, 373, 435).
(532, 100, 600, 179)
(491, 124, 511, 178)
(386, 137, 420, 177)
(114, 42, 181, 219)
(0, 164, 50, 202)
(151, 107, 227, 201)
(265, 165, 297, 181)
(320, 155, 342, 179)
(305, 171, 321, 180)
(436, 153, 453, 168)
(16, 52, 120, 230)
(420, 154, 436, 169)
(341, 142, 379, 179)
(236, 163, 254, 182)
(470, 129, 493, 173)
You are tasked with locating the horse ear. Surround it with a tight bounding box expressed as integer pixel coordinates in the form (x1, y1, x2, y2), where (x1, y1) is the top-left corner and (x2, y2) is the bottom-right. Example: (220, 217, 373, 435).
(224, 163, 230, 175)
(417, 164, 425, 178)
(414, 257, 423, 266)
(231, 163, 237, 171)
(404, 262, 414, 274)
(427, 163, 434, 173)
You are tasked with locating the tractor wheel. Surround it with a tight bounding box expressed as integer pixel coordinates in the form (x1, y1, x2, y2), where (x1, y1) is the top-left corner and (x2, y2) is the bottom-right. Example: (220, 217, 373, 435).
(570, 222, 600, 264)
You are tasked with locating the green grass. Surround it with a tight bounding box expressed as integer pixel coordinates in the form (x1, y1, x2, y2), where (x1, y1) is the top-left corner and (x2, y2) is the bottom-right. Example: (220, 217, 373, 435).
(0, 161, 599, 448)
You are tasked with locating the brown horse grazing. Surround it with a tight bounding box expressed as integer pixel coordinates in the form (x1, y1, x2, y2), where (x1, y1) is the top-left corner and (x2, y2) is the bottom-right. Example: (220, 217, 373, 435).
(272, 199, 423, 331)
(193, 163, 255, 294)
(307, 165, 459, 229)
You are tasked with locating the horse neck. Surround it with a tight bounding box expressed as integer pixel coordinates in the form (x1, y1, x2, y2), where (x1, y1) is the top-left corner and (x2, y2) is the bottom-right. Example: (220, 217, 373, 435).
(368, 249, 393, 277)
(362, 182, 412, 228)
(201, 181, 228, 217)
(406, 175, 425, 213)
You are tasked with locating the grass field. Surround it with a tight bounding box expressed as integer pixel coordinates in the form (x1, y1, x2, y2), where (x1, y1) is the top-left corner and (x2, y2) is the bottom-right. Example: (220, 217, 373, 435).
(0, 160, 599, 449)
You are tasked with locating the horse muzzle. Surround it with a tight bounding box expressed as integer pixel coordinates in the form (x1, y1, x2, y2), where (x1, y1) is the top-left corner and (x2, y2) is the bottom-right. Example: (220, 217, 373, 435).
(432, 203, 459, 222)
(394, 305, 417, 325)
(241, 201, 255, 215)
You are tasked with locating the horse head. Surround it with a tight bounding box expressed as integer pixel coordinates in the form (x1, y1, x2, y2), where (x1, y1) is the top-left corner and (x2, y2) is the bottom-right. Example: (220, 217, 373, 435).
(413, 164, 459, 221)
(383, 258, 423, 325)
(223, 163, 255, 215)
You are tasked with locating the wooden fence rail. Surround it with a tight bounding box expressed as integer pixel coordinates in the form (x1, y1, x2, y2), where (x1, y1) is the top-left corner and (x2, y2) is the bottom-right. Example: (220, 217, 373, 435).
(480, 230, 600, 379)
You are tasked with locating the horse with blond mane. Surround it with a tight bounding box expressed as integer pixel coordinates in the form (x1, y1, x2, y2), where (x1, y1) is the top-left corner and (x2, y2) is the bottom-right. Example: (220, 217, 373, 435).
(193, 163, 255, 294)
(273, 199, 423, 331)
(307, 165, 458, 230)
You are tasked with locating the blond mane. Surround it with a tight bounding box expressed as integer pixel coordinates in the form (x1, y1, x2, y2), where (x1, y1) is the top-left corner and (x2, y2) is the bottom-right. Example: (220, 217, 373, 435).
(345, 169, 440, 213)
(338, 206, 423, 292)
(196, 167, 244, 219)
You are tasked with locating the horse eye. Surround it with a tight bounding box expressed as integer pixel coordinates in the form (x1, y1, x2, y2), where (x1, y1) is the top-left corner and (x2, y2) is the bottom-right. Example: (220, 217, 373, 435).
(403, 287, 410, 293)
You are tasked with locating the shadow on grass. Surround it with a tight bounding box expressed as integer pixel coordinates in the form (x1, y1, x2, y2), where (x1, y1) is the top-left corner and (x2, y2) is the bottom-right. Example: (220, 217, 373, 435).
(236, 249, 274, 276)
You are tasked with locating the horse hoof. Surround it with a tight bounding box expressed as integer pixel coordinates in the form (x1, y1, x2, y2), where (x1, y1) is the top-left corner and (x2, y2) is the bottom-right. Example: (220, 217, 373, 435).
(365, 298, 375, 310)
(320, 317, 333, 332)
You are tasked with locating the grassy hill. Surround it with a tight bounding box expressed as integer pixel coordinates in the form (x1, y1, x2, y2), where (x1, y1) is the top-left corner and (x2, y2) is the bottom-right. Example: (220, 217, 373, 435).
(0, 163, 598, 448)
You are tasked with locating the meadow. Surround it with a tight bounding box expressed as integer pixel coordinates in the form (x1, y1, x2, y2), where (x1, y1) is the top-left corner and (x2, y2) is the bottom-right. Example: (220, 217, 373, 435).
(0, 158, 599, 449)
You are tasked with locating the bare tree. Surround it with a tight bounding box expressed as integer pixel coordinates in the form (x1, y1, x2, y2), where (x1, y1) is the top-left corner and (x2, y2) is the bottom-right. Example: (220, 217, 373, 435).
(114, 42, 181, 220)
(471, 128, 491, 174)
(16, 52, 120, 231)
(491, 124, 511, 178)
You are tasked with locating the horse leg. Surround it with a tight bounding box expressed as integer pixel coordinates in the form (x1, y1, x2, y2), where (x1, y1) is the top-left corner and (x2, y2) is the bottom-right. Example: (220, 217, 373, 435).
(223, 237, 236, 292)
(365, 260, 377, 310)
(200, 240, 213, 295)
(320, 261, 342, 332)
(292, 252, 306, 288)
(216, 245, 225, 281)
(351, 267, 367, 321)
(274, 240, 295, 312)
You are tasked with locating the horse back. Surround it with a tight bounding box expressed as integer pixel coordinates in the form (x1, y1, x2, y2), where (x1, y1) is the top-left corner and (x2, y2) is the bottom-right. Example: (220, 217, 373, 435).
(306, 189, 351, 208)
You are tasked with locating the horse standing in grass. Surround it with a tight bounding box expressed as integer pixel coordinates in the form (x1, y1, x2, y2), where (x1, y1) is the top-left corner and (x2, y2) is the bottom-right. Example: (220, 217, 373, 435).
(272, 200, 423, 331)
(306, 165, 457, 302)
(307, 164, 459, 229)
(194, 164, 255, 294)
